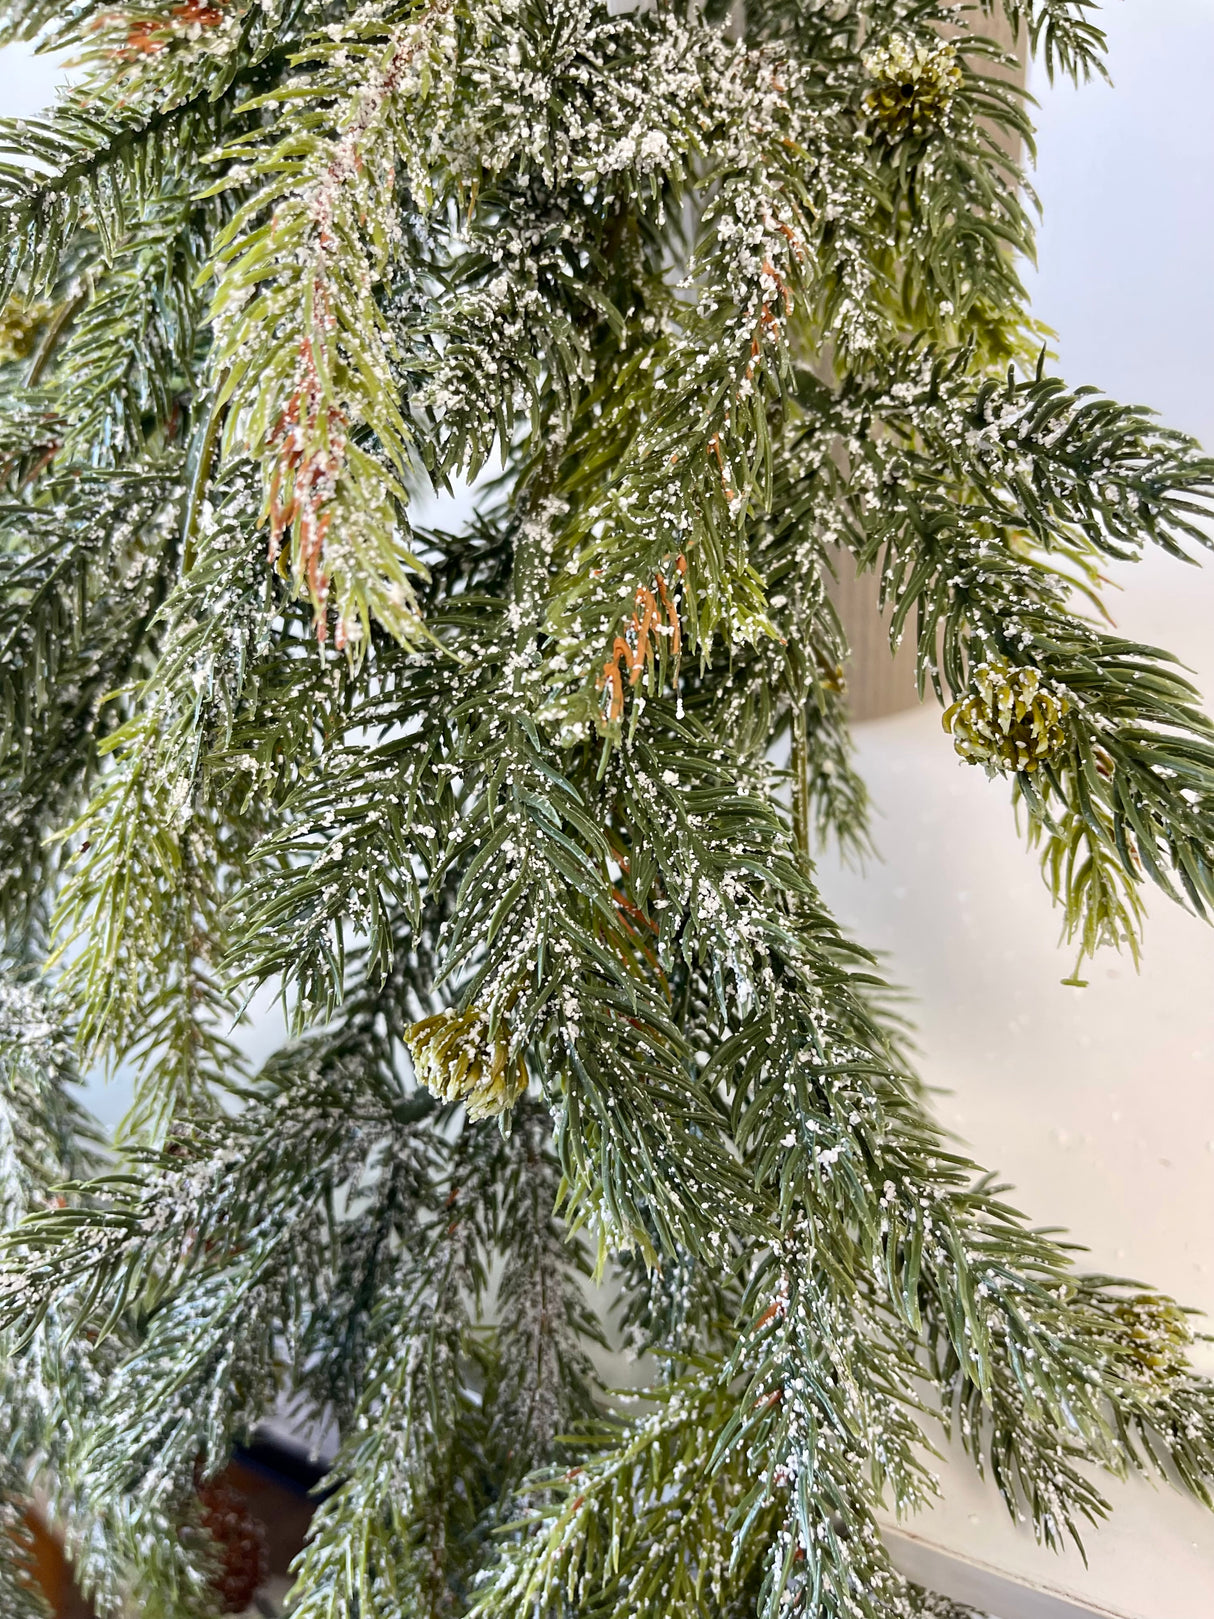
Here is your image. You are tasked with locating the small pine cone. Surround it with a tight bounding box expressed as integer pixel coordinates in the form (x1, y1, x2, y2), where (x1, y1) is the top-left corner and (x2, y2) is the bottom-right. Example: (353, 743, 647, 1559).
(0, 297, 52, 365)
(196, 1475, 268, 1614)
(863, 36, 962, 141)
(944, 657, 1070, 775)
(406, 1005, 527, 1121)
(1111, 1292, 1193, 1388)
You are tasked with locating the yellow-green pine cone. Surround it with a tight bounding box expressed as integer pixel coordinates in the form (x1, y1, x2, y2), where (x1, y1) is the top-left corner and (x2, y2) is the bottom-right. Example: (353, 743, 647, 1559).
(1111, 1293, 1194, 1388)
(944, 657, 1070, 775)
(405, 1006, 527, 1122)
(0, 296, 52, 364)
(863, 36, 963, 141)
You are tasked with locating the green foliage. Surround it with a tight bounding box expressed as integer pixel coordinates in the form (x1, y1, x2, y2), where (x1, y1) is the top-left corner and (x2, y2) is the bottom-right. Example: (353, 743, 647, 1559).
(1, 1, 1213, 1615)
(0, 466, 182, 937)
(987, 0, 1107, 82)
(839, 355, 1214, 967)
(0, 970, 225, 1619)
(206, 8, 446, 651)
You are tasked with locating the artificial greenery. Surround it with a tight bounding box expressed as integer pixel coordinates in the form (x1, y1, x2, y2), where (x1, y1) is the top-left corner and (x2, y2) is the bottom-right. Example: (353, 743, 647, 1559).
(1, 0, 1213, 1615)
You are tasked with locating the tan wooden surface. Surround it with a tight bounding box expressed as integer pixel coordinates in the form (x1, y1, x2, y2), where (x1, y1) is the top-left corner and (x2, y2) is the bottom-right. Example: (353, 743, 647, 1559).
(827, 551, 922, 724)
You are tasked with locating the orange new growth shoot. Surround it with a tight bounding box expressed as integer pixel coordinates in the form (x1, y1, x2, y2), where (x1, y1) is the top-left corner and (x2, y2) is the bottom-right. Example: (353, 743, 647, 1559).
(598, 656, 626, 723)
(266, 333, 348, 643)
(774, 218, 806, 263)
(596, 564, 685, 723)
(114, 0, 228, 54)
(657, 577, 681, 658)
(116, 21, 164, 55)
(745, 254, 796, 379)
(171, 1, 225, 23)
(761, 259, 795, 315)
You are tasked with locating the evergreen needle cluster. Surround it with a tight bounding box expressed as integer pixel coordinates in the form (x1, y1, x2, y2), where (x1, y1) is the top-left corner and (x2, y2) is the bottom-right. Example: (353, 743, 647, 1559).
(0, 1, 1212, 1615)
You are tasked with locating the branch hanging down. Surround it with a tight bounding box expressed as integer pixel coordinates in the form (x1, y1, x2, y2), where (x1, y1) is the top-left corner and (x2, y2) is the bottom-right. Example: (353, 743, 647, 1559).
(208, 5, 459, 650)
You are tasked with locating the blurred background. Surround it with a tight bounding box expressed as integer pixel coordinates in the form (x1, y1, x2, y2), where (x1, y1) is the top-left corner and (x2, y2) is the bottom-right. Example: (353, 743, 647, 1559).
(2, 4, 1214, 1613)
(815, 7, 1214, 1608)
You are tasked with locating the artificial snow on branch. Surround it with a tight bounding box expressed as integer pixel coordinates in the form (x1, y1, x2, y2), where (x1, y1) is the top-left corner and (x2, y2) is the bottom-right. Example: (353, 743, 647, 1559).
(1, 1, 1213, 1616)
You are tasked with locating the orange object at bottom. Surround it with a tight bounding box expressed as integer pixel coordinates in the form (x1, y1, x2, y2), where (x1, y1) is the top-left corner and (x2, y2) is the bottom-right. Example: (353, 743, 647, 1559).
(14, 1510, 92, 1617)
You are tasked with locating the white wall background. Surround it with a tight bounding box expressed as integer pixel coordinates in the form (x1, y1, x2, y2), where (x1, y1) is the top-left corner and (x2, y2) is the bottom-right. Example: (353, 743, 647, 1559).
(1027, 0, 1214, 449)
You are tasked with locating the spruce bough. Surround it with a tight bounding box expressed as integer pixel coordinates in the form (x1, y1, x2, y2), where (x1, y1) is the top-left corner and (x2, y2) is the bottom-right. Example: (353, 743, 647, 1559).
(1, 1, 1213, 1614)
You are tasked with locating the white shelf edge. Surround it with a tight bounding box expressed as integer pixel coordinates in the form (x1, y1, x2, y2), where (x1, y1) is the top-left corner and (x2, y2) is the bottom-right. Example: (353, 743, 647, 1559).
(882, 1523, 1141, 1619)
